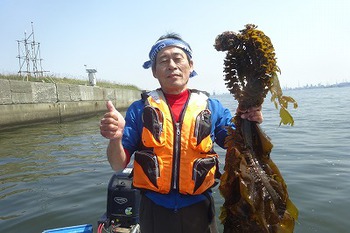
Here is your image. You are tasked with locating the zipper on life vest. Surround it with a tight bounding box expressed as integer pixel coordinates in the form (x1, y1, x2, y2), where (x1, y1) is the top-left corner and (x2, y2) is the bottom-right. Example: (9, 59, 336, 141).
(163, 89, 190, 191)
(172, 122, 181, 189)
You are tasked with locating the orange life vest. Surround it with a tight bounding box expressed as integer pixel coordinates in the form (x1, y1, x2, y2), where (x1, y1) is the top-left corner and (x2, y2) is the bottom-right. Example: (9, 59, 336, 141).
(132, 89, 219, 195)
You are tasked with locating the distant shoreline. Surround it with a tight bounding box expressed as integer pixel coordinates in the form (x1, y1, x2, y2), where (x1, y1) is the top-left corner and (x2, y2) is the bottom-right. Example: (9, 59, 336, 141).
(212, 82, 350, 96)
(284, 81, 350, 91)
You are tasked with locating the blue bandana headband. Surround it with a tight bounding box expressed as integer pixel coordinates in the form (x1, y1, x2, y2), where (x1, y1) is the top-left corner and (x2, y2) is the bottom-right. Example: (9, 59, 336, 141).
(143, 38, 198, 78)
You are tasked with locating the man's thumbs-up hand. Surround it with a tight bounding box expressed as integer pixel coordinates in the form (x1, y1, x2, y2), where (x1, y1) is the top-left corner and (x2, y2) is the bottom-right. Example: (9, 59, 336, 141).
(100, 101, 126, 140)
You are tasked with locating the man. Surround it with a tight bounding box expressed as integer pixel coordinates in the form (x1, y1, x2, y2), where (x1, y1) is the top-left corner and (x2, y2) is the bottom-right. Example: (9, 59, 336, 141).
(100, 33, 263, 233)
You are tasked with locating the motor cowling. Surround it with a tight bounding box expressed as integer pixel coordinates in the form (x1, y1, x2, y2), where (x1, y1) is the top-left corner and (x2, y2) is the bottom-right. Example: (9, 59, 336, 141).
(106, 167, 141, 228)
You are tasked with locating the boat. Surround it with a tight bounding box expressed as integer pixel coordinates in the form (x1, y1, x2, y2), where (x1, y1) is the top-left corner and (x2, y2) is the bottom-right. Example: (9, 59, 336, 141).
(42, 167, 141, 233)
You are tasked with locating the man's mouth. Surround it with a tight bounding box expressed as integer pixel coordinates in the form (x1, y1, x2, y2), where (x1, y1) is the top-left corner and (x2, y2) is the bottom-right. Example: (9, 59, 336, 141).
(168, 73, 180, 78)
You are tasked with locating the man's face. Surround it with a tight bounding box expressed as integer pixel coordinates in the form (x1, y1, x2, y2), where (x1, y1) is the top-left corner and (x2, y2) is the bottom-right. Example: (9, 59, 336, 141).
(152, 46, 193, 94)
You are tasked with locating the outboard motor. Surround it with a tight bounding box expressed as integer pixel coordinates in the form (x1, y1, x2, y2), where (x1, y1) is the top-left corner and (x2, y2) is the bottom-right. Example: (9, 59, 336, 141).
(98, 166, 141, 233)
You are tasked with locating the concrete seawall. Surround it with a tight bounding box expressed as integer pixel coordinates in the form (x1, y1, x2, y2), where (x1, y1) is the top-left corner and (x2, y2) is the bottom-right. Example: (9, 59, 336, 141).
(0, 79, 141, 130)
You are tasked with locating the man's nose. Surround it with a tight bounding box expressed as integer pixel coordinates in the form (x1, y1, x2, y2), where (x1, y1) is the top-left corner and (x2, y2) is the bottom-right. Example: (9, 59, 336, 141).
(168, 59, 177, 69)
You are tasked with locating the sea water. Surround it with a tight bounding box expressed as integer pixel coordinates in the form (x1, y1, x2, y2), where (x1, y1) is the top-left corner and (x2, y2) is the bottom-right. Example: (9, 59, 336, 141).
(1, 86, 349, 233)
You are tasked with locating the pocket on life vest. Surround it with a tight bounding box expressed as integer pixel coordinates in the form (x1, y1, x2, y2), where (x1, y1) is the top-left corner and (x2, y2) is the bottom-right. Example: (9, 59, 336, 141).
(192, 156, 218, 194)
(133, 151, 160, 190)
(190, 109, 213, 152)
(142, 106, 165, 147)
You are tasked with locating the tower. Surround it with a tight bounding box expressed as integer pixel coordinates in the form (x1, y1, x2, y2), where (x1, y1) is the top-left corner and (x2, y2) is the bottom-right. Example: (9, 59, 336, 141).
(16, 22, 49, 80)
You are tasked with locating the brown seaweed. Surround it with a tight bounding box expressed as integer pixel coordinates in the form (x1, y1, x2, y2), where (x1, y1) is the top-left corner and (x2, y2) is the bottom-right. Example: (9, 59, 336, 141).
(214, 24, 298, 233)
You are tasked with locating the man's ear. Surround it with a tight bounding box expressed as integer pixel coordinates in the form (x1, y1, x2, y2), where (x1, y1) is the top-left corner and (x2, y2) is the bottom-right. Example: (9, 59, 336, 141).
(189, 60, 194, 72)
(152, 67, 157, 79)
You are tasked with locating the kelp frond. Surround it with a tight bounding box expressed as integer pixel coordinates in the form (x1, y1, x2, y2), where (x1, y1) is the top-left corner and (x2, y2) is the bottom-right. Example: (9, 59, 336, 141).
(214, 24, 297, 125)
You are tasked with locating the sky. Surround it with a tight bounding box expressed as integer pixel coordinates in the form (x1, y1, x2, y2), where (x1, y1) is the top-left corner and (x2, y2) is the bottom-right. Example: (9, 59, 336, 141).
(1, 0, 349, 94)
